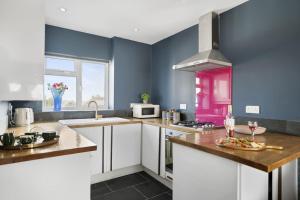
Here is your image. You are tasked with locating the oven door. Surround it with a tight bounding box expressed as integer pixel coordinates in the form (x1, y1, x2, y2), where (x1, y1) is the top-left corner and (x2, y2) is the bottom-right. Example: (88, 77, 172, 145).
(165, 135, 173, 181)
(165, 129, 184, 181)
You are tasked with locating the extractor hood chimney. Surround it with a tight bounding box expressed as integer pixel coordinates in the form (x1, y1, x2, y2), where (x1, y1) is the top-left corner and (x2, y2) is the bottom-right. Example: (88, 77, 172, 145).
(173, 12, 232, 72)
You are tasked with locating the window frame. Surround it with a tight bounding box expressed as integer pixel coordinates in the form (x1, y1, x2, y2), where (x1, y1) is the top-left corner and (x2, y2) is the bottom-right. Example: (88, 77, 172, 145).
(43, 55, 109, 111)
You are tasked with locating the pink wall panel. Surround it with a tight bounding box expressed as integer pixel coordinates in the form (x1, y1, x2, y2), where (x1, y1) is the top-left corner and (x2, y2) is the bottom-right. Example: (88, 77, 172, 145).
(195, 67, 232, 126)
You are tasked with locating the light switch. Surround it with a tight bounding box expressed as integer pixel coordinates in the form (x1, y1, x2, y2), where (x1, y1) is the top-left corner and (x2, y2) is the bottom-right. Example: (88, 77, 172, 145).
(245, 106, 260, 114)
(180, 104, 187, 110)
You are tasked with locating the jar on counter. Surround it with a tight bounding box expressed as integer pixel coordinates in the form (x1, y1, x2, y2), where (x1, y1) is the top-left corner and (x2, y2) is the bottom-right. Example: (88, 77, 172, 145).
(172, 112, 181, 124)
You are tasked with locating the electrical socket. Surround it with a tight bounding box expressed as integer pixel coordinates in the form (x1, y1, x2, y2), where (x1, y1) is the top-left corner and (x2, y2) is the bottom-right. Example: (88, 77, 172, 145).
(180, 104, 187, 110)
(245, 106, 260, 114)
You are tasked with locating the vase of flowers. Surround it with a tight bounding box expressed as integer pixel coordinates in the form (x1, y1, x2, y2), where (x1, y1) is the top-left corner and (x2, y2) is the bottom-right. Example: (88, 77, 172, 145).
(48, 82, 68, 112)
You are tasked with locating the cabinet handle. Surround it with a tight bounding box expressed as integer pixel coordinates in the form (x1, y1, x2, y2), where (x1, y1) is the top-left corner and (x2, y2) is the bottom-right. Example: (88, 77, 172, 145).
(158, 128, 161, 175)
(102, 127, 105, 174)
(110, 126, 113, 171)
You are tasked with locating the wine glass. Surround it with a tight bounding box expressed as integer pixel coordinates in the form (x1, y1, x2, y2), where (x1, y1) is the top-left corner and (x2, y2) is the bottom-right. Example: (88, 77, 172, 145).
(248, 121, 258, 140)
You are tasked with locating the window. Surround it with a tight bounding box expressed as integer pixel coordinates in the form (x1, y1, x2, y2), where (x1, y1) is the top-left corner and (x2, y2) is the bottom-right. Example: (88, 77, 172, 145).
(44, 56, 109, 111)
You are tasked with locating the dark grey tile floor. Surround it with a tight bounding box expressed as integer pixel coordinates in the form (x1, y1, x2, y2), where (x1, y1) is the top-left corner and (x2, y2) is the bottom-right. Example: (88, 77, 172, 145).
(91, 171, 172, 200)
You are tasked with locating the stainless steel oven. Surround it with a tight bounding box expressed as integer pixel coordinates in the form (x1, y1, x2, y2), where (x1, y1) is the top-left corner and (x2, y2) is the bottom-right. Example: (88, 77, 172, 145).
(165, 129, 184, 181)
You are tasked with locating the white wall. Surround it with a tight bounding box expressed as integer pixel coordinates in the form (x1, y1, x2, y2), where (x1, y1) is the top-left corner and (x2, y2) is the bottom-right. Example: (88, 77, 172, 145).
(0, 102, 8, 132)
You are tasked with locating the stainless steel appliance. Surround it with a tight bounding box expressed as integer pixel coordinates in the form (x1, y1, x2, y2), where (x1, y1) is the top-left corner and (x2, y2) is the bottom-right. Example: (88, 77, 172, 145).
(131, 103, 160, 118)
(173, 12, 232, 72)
(172, 121, 215, 130)
(165, 129, 183, 181)
(14, 108, 34, 126)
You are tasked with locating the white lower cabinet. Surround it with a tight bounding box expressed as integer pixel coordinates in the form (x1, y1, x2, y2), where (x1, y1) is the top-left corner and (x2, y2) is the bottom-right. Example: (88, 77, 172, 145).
(73, 127, 104, 175)
(74, 124, 142, 176)
(240, 161, 298, 200)
(142, 124, 161, 174)
(112, 124, 142, 170)
(173, 143, 298, 200)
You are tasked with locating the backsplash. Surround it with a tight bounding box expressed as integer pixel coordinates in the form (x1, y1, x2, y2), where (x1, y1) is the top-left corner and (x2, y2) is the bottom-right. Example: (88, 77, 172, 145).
(0, 102, 8, 116)
(9, 100, 132, 123)
(10, 101, 42, 113)
(34, 110, 133, 122)
(236, 116, 300, 136)
(196, 67, 232, 126)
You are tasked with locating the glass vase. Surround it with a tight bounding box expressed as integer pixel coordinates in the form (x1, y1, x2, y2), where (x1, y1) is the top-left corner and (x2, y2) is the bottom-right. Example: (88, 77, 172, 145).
(51, 89, 64, 112)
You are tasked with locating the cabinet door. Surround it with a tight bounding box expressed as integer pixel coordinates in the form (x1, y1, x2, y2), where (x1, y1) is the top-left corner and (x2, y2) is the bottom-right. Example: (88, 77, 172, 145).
(112, 124, 141, 170)
(74, 127, 103, 175)
(159, 128, 166, 178)
(103, 126, 112, 173)
(0, 0, 44, 100)
(142, 124, 160, 174)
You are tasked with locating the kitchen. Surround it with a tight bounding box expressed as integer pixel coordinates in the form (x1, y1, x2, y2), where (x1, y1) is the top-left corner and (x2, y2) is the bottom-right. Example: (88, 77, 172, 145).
(1, 0, 300, 200)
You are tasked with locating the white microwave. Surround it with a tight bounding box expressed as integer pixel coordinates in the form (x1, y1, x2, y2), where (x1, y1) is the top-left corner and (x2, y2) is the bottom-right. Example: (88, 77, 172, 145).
(131, 104, 160, 118)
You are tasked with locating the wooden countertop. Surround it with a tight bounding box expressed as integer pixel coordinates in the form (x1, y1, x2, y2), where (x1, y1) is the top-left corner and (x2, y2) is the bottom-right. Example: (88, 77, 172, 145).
(0, 118, 192, 166)
(141, 118, 201, 133)
(170, 128, 300, 172)
(60, 117, 201, 134)
(65, 118, 142, 128)
(0, 123, 96, 165)
(4, 118, 299, 172)
(63, 117, 198, 133)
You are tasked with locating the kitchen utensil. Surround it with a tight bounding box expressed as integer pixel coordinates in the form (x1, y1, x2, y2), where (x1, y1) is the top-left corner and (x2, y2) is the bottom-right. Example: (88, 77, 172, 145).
(0, 137, 59, 150)
(0, 133, 15, 146)
(248, 121, 258, 139)
(235, 125, 266, 135)
(25, 132, 39, 142)
(14, 108, 34, 126)
(216, 138, 283, 151)
(42, 131, 58, 141)
(19, 135, 34, 145)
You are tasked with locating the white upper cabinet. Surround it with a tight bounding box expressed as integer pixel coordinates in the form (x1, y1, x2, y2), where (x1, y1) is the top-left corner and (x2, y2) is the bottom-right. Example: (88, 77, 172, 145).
(112, 124, 141, 170)
(142, 124, 160, 174)
(0, 0, 44, 100)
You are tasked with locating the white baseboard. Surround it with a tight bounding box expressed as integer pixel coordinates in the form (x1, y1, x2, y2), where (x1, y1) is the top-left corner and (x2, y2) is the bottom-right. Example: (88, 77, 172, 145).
(91, 165, 173, 192)
(91, 165, 143, 184)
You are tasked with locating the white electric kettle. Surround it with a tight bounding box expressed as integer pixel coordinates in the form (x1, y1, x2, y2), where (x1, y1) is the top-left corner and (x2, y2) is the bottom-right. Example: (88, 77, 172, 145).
(14, 108, 34, 126)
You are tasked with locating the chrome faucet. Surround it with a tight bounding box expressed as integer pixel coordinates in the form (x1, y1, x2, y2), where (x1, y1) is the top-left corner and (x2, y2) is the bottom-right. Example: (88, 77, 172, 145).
(88, 101, 99, 120)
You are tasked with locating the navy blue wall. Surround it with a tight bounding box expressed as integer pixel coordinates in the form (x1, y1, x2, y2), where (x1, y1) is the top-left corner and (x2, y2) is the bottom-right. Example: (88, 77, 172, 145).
(46, 25, 112, 60)
(112, 37, 152, 110)
(151, 25, 198, 118)
(44, 25, 152, 110)
(20, 0, 300, 120)
(220, 0, 300, 120)
(151, 0, 300, 121)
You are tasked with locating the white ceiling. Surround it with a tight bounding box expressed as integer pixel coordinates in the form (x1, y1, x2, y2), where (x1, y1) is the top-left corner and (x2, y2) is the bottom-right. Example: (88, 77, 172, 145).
(45, 0, 248, 44)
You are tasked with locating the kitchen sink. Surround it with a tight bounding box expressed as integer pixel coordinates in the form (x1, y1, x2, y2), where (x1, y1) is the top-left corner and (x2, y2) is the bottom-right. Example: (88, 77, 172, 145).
(59, 117, 130, 126)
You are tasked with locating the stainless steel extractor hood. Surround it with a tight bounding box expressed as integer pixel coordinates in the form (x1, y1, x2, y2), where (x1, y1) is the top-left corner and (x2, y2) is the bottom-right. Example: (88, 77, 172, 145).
(173, 12, 232, 72)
